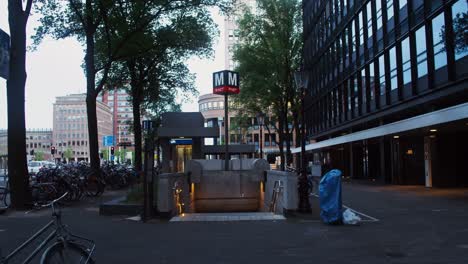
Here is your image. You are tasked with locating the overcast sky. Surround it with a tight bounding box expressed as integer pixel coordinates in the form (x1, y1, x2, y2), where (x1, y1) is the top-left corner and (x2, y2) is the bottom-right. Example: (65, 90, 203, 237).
(0, 4, 225, 129)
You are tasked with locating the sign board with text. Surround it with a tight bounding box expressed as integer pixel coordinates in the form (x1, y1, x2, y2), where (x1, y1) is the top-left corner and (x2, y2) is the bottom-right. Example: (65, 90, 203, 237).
(213, 70, 240, 95)
(103, 135, 115, 147)
(0, 29, 10, 80)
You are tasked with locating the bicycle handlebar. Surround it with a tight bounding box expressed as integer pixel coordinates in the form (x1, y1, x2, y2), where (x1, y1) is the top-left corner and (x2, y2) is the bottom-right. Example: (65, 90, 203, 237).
(39, 192, 69, 208)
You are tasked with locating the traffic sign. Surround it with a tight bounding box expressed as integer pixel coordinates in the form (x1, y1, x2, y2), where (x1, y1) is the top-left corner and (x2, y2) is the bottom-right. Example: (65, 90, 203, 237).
(103, 135, 115, 147)
(0, 29, 10, 80)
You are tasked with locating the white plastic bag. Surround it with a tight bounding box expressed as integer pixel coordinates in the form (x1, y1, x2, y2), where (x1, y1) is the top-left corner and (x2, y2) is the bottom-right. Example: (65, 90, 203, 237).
(342, 209, 361, 225)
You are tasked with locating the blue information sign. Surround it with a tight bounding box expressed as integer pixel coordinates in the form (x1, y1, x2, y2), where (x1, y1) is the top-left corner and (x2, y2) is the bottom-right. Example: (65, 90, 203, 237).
(103, 135, 115, 147)
(0, 29, 10, 80)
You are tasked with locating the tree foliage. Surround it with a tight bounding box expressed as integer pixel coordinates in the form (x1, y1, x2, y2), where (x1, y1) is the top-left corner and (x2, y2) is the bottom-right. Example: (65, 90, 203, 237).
(232, 0, 302, 169)
(32, 0, 232, 174)
(104, 3, 220, 171)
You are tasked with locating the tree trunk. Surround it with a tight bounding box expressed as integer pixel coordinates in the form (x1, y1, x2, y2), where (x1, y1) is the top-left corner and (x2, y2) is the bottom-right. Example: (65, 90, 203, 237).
(132, 93, 142, 174)
(84, 24, 100, 176)
(277, 111, 285, 171)
(7, 0, 31, 209)
(284, 109, 292, 167)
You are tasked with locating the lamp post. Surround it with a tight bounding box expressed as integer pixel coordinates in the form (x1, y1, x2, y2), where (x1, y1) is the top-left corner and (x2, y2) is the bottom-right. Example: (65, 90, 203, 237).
(142, 120, 155, 222)
(294, 69, 311, 213)
(256, 112, 265, 159)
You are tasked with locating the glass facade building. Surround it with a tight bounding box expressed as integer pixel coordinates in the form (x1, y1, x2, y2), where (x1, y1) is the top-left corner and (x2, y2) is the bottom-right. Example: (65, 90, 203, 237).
(301, 0, 468, 186)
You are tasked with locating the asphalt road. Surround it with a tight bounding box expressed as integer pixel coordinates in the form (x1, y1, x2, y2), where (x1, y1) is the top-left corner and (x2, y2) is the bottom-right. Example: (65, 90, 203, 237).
(1, 182, 468, 264)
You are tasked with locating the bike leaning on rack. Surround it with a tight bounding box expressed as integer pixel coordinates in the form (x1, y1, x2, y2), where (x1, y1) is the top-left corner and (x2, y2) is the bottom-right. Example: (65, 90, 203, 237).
(0, 174, 9, 210)
(0, 192, 95, 264)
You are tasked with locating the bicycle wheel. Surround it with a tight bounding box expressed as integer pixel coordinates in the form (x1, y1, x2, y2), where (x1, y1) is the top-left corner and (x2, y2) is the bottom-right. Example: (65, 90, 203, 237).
(41, 241, 94, 264)
(0, 186, 9, 208)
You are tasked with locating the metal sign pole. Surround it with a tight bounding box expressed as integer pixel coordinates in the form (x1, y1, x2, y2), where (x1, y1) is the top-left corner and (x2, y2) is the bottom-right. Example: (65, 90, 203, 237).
(224, 94, 229, 171)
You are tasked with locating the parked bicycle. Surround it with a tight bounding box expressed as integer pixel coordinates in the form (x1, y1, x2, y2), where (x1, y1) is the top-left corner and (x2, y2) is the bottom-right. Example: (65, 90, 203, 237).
(0, 174, 9, 209)
(0, 192, 95, 264)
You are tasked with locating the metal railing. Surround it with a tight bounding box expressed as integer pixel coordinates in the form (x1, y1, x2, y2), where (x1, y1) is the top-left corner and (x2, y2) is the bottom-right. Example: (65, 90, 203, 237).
(269, 180, 283, 213)
(173, 180, 184, 216)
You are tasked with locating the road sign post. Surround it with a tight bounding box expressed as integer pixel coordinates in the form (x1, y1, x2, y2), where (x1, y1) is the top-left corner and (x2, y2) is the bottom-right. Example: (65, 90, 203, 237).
(213, 70, 240, 171)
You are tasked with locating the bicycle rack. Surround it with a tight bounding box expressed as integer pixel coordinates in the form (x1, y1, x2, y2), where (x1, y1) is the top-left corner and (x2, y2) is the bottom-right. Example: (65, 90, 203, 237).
(173, 180, 184, 216)
(269, 180, 284, 213)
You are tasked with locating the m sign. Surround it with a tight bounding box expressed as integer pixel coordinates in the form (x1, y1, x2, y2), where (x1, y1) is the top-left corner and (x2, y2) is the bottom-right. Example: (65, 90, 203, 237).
(212, 70, 240, 95)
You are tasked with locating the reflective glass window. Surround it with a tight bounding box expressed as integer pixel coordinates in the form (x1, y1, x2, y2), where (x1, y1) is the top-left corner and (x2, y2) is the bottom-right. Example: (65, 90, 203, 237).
(367, 2, 373, 39)
(432, 12, 447, 70)
(389, 47, 398, 90)
(352, 22, 356, 53)
(359, 11, 364, 46)
(348, 79, 352, 111)
(376, 0, 383, 29)
(379, 55, 386, 95)
(452, 0, 468, 61)
(387, 0, 394, 20)
(401, 37, 411, 85)
(415, 26, 428, 77)
(369, 62, 375, 100)
(399, 0, 407, 9)
(353, 76, 359, 109)
(361, 68, 366, 104)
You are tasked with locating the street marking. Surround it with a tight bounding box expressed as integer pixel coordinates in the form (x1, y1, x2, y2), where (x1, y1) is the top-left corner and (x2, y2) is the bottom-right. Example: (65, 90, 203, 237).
(126, 215, 141, 221)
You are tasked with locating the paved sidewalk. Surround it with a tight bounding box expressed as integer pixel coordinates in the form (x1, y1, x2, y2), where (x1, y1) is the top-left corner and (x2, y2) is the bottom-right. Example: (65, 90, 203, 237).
(1, 182, 468, 263)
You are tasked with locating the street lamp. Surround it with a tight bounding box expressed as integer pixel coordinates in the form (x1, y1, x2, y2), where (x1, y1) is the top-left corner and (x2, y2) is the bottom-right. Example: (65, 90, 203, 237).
(256, 112, 265, 159)
(294, 69, 311, 213)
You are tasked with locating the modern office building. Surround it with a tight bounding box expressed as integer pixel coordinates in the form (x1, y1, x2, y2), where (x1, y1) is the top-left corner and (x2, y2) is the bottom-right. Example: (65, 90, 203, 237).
(98, 89, 135, 148)
(0, 129, 53, 161)
(224, 0, 257, 70)
(53, 94, 113, 162)
(198, 93, 284, 164)
(298, 0, 468, 187)
(25, 129, 53, 159)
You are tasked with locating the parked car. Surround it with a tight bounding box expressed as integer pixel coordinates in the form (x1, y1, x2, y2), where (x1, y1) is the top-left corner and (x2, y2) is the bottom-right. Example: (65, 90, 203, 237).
(28, 161, 44, 174)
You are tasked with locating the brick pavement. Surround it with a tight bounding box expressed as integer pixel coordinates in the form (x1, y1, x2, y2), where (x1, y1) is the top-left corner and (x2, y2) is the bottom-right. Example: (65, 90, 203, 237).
(1, 182, 468, 263)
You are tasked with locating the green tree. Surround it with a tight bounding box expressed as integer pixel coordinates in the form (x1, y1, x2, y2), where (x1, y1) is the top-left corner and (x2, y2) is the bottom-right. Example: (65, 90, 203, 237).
(232, 0, 302, 170)
(34, 0, 232, 177)
(63, 147, 73, 161)
(7, 0, 34, 209)
(105, 4, 218, 172)
(34, 151, 45, 161)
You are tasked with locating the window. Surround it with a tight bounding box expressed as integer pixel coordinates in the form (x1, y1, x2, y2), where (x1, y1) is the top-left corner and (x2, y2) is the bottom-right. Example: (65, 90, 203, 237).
(399, 0, 407, 9)
(347, 78, 352, 111)
(264, 134, 270, 146)
(389, 47, 398, 90)
(379, 54, 386, 95)
(452, 0, 468, 61)
(367, 2, 373, 39)
(376, 0, 383, 29)
(351, 20, 357, 53)
(387, 0, 394, 20)
(415, 26, 428, 77)
(369, 62, 375, 101)
(359, 11, 364, 46)
(432, 12, 447, 70)
(361, 68, 366, 105)
(401, 37, 411, 84)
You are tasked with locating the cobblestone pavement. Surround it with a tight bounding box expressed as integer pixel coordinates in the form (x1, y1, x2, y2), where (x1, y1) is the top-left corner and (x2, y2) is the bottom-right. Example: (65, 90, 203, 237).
(1, 182, 468, 264)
